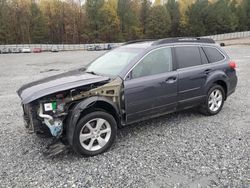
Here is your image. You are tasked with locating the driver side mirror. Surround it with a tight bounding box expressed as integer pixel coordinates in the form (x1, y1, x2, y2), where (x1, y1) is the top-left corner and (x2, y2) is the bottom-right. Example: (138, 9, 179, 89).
(125, 71, 132, 81)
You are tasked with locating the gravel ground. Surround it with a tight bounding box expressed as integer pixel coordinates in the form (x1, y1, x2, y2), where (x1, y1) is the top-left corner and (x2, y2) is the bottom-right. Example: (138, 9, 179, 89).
(0, 48, 249, 188)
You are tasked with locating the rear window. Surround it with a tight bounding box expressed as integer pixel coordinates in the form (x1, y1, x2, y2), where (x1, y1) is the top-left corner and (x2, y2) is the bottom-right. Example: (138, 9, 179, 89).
(175, 46, 201, 69)
(203, 47, 225, 63)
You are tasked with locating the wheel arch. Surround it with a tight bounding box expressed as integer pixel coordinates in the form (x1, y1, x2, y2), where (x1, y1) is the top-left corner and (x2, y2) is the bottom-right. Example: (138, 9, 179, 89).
(66, 96, 120, 146)
(205, 71, 229, 100)
(213, 80, 228, 100)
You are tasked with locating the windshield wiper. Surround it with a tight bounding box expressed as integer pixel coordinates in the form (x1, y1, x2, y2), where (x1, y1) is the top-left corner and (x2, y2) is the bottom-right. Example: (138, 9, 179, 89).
(86, 71, 98, 75)
(78, 67, 86, 72)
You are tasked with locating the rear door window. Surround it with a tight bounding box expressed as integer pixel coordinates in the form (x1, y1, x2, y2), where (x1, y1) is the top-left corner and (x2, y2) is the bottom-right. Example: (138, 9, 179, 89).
(175, 46, 201, 69)
(202, 47, 225, 63)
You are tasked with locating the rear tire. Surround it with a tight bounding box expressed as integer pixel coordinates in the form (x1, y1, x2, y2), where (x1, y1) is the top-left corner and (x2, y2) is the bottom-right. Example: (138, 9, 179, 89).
(199, 85, 225, 116)
(72, 111, 117, 156)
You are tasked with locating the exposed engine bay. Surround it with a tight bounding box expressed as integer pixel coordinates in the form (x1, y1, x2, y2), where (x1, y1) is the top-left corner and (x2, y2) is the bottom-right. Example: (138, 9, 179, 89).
(22, 77, 123, 138)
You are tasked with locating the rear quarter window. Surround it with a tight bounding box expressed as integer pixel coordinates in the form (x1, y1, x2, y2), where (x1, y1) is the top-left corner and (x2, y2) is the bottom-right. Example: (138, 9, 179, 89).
(199, 48, 209, 64)
(203, 47, 225, 63)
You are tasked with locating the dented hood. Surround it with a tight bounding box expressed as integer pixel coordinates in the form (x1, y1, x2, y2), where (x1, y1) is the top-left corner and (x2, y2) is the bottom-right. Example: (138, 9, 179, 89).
(17, 69, 110, 104)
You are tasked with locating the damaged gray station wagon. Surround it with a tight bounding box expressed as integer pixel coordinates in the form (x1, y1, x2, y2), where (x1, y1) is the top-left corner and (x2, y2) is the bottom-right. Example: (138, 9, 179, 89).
(17, 38, 237, 156)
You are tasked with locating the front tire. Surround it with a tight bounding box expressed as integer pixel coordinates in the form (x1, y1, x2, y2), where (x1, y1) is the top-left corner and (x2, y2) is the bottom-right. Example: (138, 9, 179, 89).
(72, 111, 117, 156)
(199, 85, 225, 116)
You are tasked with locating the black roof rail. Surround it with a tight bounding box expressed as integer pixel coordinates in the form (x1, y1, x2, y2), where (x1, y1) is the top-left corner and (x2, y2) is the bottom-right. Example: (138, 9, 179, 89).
(152, 37, 215, 46)
(123, 39, 154, 45)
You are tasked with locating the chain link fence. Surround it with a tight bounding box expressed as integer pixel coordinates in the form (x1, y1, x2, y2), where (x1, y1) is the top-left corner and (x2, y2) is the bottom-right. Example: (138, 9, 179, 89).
(202, 31, 250, 41)
(1, 31, 250, 51)
(0, 43, 123, 51)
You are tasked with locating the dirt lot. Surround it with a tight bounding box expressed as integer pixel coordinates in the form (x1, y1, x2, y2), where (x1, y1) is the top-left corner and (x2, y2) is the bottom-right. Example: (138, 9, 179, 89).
(0, 47, 249, 187)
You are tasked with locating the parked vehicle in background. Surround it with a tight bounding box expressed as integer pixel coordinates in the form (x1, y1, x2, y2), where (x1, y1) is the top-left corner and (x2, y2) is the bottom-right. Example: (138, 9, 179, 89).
(1, 48, 10, 54)
(17, 38, 237, 157)
(87, 45, 108, 51)
(33, 48, 42, 53)
(94, 45, 102, 51)
(12, 48, 22, 53)
(22, 47, 31, 53)
(107, 44, 112, 50)
(8, 48, 13, 53)
(51, 46, 59, 52)
(106, 44, 115, 50)
(87, 45, 95, 51)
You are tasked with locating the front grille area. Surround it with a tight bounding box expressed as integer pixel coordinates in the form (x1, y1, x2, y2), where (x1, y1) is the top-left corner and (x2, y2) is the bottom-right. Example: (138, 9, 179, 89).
(22, 104, 34, 132)
(22, 103, 47, 133)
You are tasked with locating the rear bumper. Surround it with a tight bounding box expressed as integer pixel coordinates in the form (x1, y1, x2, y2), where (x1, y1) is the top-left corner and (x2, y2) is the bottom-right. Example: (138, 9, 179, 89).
(227, 75, 237, 98)
(227, 88, 236, 98)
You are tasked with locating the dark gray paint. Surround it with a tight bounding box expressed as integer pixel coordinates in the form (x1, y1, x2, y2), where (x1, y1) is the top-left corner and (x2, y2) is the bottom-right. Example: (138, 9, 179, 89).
(17, 69, 110, 104)
(124, 71, 178, 123)
(122, 43, 237, 124)
(17, 41, 237, 125)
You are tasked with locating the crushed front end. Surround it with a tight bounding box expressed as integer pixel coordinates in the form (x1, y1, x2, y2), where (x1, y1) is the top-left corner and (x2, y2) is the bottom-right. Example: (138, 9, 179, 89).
(22, 93, 67, 138)
(19, 77, 123, 136)
(17, 71, 123, 156)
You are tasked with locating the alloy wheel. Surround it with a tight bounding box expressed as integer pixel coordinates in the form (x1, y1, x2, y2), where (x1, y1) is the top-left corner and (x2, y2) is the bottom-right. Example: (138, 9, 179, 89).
(79, 118, 111, 151)
(208, 89, 223, 112)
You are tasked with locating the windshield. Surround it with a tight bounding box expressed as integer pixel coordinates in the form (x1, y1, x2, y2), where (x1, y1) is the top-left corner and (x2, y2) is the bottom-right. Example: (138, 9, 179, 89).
(86, 48, 142, 76)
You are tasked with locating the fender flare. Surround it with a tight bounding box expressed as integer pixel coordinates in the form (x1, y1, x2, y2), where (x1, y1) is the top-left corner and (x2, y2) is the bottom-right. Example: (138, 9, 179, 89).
(204, 71, 229, 95)
(66, 96, 120, 145)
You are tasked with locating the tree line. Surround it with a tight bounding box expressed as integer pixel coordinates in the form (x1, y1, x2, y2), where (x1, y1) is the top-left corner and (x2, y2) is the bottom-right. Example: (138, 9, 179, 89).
(0, 0, 250, 44)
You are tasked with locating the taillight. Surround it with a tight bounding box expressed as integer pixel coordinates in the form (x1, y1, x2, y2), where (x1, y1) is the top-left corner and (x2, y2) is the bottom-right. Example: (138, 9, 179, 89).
(229, 61, 236, 69)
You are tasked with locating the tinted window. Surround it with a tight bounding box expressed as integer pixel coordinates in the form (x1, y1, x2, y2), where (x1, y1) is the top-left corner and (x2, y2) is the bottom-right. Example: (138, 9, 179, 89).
(203, 47, 224, 63)
(200, 48, 209, 64)
(175, 46, 201, 69)
(132, 47, 172, 79)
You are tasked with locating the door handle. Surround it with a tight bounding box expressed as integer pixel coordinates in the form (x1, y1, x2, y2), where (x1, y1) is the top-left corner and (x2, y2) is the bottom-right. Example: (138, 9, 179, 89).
(165, 76, 177, 83)
(204, 69, 213, 75)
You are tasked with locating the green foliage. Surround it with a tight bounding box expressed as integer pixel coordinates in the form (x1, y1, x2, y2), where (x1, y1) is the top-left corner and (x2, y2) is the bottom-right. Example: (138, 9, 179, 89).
(0, 0, 9, 44)
(117, 0, 130, 34)
(140, 0, 151, 35)
(186, 0, 209, 36)
(30, 2, 47, 43)
(146, 5, 171, 39)
(205, 0, 239, 34)
(117, 0, 142, 41)
(238, 0, 250, 31)
(99, 0, 120, 42)
(166, 0, 181, 37)
(0, 0, 249, 44)
(85, 0, 105, 41)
